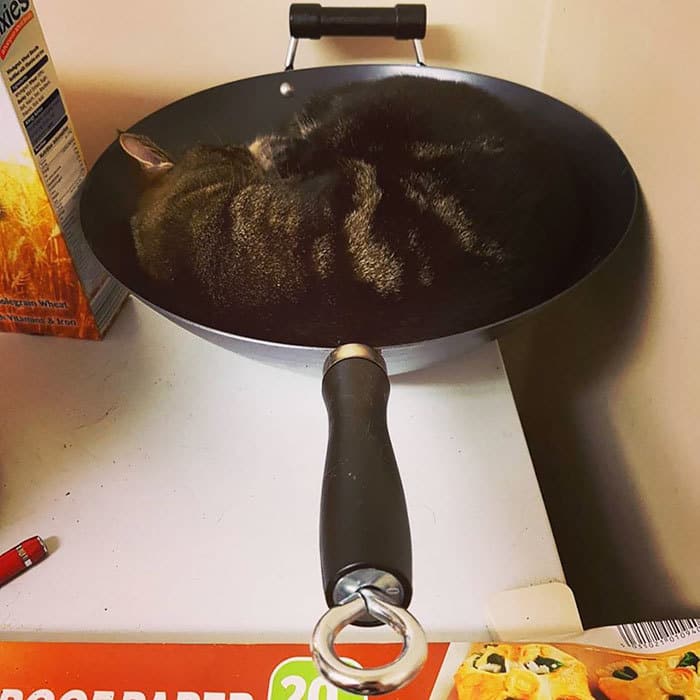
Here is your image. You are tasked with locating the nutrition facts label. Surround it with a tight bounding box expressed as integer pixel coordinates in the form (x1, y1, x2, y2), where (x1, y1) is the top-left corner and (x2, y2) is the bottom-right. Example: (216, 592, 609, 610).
(37, 119, 91, 280)
(37, 124, 86, 230)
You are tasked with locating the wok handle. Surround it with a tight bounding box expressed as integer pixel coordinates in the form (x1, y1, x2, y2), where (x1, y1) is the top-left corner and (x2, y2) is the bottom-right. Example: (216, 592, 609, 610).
(320, 344, 412, 624)
(284, 4, 426, 70)
(289, 4, 426, 39)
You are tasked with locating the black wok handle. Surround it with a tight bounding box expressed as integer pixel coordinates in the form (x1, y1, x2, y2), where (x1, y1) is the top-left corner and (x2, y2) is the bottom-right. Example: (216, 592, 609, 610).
(290, 4, 426, 39)
(320, 344, 412, 626)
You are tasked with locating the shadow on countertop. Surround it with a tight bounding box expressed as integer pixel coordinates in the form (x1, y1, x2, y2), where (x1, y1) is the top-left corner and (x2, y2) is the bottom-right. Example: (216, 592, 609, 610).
(501, 194, 698, 625)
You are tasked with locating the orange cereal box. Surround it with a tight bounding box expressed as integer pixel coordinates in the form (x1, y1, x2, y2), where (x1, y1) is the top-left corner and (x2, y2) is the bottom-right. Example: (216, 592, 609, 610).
(0, 0, 126, 339)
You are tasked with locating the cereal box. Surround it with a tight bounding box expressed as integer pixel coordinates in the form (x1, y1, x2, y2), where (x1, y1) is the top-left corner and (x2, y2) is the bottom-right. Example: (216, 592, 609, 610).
(0, 0, 126, 339)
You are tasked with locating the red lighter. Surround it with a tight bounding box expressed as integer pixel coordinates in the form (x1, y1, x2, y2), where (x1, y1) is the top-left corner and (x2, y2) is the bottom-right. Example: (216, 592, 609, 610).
(0, 536, 48, 587)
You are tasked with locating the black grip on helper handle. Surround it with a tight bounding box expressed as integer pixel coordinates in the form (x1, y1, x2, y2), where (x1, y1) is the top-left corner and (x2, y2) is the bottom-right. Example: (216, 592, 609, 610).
(290, 4, 427, 39)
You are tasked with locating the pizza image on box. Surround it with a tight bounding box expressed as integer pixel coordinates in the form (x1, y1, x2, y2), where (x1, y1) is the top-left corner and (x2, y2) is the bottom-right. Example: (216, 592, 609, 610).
(453, 643, 594, 700)
(596, 650, 700, 700)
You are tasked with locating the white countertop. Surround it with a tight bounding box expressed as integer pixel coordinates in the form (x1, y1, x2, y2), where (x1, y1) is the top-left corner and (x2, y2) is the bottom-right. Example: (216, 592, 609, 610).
(0, 299, 563, 643)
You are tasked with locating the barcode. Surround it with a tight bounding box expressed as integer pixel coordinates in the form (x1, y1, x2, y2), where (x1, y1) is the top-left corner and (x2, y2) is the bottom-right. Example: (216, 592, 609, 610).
(617, 619, 700, 648)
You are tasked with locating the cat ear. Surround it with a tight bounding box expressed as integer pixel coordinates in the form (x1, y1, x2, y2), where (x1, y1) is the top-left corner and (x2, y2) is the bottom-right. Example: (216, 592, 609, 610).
(118, 132, 174, 172)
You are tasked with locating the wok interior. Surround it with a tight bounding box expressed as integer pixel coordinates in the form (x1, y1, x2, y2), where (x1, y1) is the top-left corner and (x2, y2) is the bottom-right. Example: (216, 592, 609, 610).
(80, 65, 636, 347)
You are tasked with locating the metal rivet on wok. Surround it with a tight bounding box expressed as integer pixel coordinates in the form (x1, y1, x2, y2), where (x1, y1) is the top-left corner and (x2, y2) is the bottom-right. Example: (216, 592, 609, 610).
(280, 81, 295, 97)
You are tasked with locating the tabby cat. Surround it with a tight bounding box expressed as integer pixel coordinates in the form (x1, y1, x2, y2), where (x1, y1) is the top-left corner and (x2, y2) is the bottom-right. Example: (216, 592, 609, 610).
(120, 75, 582, 345)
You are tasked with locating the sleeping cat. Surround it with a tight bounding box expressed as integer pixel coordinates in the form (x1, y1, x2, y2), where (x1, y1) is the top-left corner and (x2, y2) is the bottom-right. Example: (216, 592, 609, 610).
(120, 75, 583, 345)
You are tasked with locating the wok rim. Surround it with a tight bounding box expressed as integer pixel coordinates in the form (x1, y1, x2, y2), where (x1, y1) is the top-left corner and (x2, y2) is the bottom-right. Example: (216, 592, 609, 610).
(81, 62, 640, 353)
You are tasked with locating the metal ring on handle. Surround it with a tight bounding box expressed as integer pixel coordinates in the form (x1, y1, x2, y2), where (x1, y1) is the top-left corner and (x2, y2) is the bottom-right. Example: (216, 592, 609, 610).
(311, 588, 428, 695)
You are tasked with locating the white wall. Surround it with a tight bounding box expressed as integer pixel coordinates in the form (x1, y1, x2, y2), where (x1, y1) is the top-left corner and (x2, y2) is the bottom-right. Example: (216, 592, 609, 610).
(34, 0, 700, 625)
(33, 0, 550, 164)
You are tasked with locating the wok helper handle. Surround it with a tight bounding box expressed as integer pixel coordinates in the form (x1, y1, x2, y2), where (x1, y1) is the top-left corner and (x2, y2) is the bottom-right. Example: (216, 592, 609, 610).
(312, 344, 427, 695)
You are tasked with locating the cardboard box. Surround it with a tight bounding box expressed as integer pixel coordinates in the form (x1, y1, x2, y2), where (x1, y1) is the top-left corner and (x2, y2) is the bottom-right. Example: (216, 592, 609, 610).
(0, 0, 126, 339)
(0, 619, 699, 699)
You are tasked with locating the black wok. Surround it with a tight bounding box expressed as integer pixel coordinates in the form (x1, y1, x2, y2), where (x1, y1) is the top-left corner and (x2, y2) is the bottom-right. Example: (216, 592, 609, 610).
(79, 4, 638, 694)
